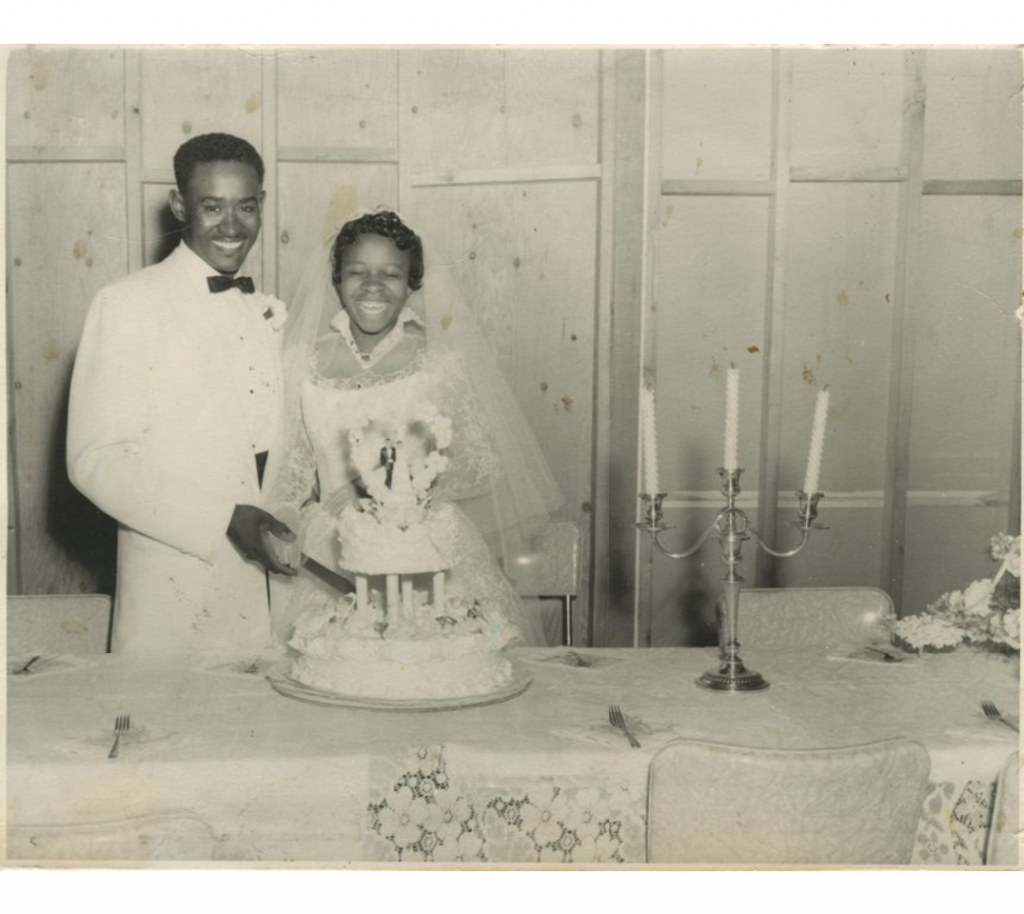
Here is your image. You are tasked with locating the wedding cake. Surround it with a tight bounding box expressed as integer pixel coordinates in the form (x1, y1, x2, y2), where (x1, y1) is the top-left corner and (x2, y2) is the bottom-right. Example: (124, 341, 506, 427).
(286, 404, 519, 701)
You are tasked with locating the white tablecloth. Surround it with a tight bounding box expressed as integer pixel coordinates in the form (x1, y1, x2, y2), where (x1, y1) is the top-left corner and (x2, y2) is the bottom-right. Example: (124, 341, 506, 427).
(5, 647, 1019, 865)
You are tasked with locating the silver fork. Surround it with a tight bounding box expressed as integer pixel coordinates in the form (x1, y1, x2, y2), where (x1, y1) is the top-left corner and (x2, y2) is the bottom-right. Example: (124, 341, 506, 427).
(107, 714, 131, 759)
(981, 700, 1019, 733)
(608, 704, 641, 748)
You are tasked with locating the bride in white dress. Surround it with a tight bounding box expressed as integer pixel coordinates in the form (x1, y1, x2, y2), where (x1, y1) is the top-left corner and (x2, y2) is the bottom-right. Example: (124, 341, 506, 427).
(263, 210, 562, 647)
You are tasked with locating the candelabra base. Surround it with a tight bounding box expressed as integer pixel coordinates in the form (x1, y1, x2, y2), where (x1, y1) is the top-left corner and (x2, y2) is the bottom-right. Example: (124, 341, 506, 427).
(696, 658, 770, 692)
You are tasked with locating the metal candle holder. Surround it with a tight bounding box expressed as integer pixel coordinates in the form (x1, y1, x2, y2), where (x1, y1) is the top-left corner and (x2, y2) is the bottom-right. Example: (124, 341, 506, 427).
(638, 468, 826, 692)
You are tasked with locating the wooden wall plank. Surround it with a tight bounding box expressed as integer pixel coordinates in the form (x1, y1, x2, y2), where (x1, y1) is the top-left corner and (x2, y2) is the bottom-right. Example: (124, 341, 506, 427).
(139, 48, 264, 175)
(7, 163, 126, 594)
(654, 197, 771, 493)
(589, 49, 617, 649)
(923, 49, 1023, 181)
(660, 49, 774, 182)
(276, 163, 399, 304)
(124, 51, 144, 275)
(275, 48, 398, 152)
(402, 49, 600, 176)
(410, 181, 597, 531)
(777, 184, 900, 495)
(880, 51, 926, 613)
(602, 50, 648, 647)
(790, 48, 905, 177)
(754, 48, 790, 585)
(909, 196, 1020, 492)
(6, 47, 125, 150)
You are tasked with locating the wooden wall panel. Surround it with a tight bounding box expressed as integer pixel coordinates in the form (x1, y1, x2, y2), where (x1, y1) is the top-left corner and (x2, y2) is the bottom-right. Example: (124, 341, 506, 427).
(659, 49, 773, 181)
(276, 49, 398, 151)
(276, 163, 398, 302)
(775, 506, 884, 589)
(411, 182, 597, 525)
(139, 49, 264, 176)
(909, 197, 1020, 493)
(654, 197, 770, 492)
(779, 184, 899, 494)
(6, 47, 125, 149)
(790, 49, 905, 176)
(923, 50, 1023, 181)
(403, 49, 600, 174)
(7, 163, 126, 594)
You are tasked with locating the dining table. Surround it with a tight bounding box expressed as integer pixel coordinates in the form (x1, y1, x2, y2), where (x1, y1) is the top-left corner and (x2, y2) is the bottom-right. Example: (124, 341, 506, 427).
(5, 644, 1020, 866)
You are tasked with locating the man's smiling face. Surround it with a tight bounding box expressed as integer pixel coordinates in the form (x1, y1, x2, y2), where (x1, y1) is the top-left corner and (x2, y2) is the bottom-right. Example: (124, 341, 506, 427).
(170, 160, 264, 276)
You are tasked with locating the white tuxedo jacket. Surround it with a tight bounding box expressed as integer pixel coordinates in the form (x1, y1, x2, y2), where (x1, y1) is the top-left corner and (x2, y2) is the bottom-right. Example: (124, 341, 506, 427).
(67, 243, 284, 654)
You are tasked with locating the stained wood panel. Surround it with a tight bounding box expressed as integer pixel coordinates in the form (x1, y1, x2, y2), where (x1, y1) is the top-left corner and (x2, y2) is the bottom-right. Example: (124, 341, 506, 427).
(275, 163, 398, 302)
(790, 48, 905, 176)
(923, 50, 1023, 181)
(909, 197, 1020, 492)
(779, 184, 899, 494)
(654, 196, 770, 492)
(139, 48, 264, 175)
(660, 49, 773, 181)
(6, 47, 125, 149)
(7, 163, 126, 594)
(276, 49, 398, 151)
(411, 181, 597, 524)
(403, 49, 600, 175)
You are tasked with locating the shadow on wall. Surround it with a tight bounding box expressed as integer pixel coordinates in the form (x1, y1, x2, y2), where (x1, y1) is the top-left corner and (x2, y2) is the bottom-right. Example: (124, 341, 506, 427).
(45, 362, 117, 595)
(152, 200, 183, 266)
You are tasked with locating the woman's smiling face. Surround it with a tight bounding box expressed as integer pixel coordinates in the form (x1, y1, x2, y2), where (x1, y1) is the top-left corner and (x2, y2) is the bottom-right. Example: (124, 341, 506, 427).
(335, 233, 414, 350)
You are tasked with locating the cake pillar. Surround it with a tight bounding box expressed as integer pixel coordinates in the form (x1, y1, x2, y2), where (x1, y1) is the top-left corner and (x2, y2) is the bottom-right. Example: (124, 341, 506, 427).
(433, 572, 446, 612)
(402, 577, 415, 614)
(355, 575, 369, 612)
(386, 575, 400, 620)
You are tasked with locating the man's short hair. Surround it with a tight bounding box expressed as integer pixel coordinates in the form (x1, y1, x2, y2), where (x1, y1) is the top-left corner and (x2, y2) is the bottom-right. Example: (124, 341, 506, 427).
(173, 133, 265, 192)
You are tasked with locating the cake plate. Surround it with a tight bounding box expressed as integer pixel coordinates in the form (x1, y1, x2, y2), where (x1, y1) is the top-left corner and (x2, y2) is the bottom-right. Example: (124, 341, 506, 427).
(267, 667, 533, 712)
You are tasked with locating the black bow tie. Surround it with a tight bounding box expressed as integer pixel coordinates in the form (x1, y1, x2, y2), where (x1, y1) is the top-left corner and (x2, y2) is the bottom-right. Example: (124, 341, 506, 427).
(207, 275, 255, 294)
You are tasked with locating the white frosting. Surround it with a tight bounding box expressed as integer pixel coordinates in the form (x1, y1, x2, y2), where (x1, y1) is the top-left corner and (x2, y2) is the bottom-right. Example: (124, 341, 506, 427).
(336, 500, 461, 575)
(286, 590, 517, 700)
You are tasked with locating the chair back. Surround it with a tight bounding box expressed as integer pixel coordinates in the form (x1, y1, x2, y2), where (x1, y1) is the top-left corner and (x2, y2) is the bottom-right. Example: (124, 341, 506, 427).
(7, 594, 113, 655)
(985, 750, 1020, 866)
(509, 520, 584, 645)
(646, 737, 931, 865)
(738, 587, 894, 650)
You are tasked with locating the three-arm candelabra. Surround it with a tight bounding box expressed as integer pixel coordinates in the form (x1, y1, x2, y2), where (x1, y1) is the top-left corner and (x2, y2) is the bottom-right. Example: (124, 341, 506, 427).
(637, 468, 826, 692)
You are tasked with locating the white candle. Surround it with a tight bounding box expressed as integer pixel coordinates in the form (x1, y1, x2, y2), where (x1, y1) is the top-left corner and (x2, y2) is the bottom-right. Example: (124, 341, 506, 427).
(641, 386, 661, 494)
(724, 367, 740, 471)
(803, 387, 830, 494)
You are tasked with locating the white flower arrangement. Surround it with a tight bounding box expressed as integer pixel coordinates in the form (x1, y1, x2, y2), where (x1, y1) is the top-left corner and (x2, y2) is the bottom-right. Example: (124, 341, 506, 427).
(256, 293, 288, 331)
(895, 533, 1021, 654)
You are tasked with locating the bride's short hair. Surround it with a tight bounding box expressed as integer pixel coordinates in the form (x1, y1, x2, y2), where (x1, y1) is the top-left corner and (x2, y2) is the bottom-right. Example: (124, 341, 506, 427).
(332, 210, 425, 291)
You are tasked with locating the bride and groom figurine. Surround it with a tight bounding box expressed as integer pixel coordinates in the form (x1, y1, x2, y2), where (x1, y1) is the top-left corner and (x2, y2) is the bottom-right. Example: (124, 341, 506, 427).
(380, 440, 398, 490)
(68, 132, 562, 654)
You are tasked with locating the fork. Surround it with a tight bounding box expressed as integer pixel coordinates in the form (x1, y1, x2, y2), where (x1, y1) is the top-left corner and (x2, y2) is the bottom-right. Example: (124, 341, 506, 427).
(981, 700, 1019, 733)
(107, 714, 131, 759)
(608, 704, 641, 748)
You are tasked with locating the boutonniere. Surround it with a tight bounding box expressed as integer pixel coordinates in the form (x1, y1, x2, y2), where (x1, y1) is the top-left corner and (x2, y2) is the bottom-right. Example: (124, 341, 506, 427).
(256, 294, 288, 331)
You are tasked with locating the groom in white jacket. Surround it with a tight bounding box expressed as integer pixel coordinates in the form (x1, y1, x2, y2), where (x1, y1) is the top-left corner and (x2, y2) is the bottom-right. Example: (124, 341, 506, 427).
(68, 133, 296, 654)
